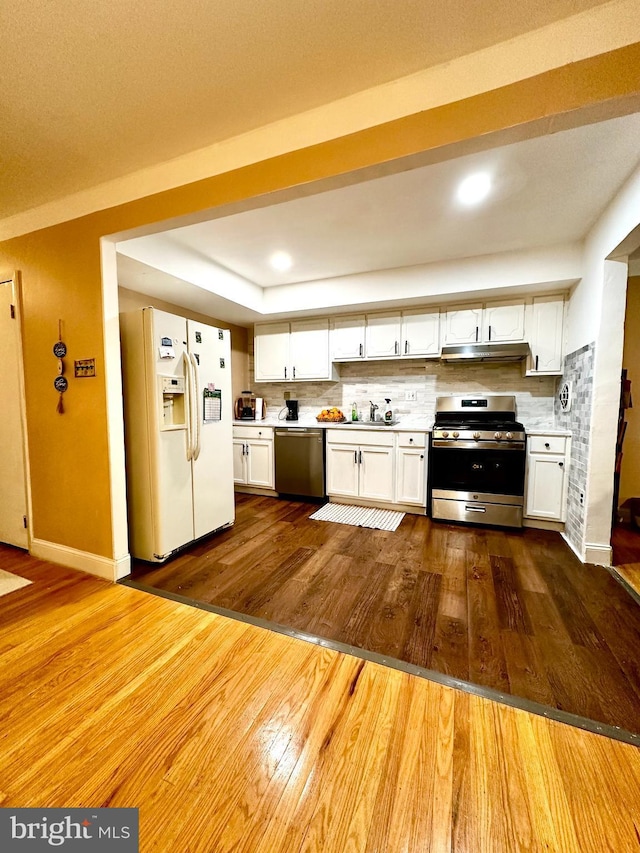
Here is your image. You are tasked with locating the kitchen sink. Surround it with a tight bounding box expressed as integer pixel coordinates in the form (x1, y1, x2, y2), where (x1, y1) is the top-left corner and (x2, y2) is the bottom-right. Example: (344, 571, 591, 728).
(341, 420, 399, 427)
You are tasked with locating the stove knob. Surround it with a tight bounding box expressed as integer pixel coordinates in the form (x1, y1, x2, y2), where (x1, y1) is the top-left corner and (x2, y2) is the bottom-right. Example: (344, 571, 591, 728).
(441, 431, 449, 438)
(494, 432, 503, 440)
(505, 431, 513, 440)
(453, 431, 459, 439)
(473, 431, 481, 440)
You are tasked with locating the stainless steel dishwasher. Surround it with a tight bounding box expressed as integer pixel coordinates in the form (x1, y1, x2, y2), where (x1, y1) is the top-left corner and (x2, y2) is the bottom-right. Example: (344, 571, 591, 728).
(275, 428, 326, 498)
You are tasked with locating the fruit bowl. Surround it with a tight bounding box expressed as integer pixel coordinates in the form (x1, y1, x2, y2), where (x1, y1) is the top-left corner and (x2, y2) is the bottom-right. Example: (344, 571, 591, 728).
(316, 407, 345, 423)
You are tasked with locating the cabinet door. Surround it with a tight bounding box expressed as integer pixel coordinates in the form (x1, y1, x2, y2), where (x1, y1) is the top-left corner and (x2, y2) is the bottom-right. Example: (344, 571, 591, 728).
(331, 315, 366, 360)
(401, 310, 440, 356)
(232, 440, 247, 485)
(246, 439, 274, 488)
(326, 444, 360, 496)
(254, 322, 290, 381)
(359, 445, 394, 501)
(483, 300, 525, 342)
(396, 447, 427, 505)
(290, 319, 330, 380)
(525, 455, 566, 520)
(527, 296, 564, 374)
(443, 304, 483, 345)
(365, 312, 402, 358)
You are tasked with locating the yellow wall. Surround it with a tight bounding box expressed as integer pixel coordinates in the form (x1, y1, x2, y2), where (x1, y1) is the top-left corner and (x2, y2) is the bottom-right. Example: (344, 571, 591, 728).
(619, 275, 640, 507)
(1, 43, 639, 561)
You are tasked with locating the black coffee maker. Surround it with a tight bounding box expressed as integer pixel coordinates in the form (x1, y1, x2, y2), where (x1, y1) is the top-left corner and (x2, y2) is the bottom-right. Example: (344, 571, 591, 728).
(285, 399, 299, 421)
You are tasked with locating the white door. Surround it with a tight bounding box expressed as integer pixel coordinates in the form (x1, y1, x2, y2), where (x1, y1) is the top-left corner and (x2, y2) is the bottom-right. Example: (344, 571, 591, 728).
(396, 447, 427, 505)
(289, 319, 330, 380)
(188, 321, 235, 538)
(326, 444, 359, 496)
(330, 315, 366, 360)
(525, 456, 566, 520)
(0, 276, 29, 549)
(528, 296, 564, 373)
(401, 310, 440, 356)
(232, 439, 247, 484)
(443, 304, 483, 345)
(359, 445, 394, 501)
(246, 439, 274, 488)
(483, 300, 526, 342)
(365, 313, 402, 358)
(254, 322, 290, 381)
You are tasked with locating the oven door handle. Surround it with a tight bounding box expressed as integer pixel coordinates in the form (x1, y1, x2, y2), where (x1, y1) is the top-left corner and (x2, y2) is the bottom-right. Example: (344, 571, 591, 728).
(465, 505, 487, 513)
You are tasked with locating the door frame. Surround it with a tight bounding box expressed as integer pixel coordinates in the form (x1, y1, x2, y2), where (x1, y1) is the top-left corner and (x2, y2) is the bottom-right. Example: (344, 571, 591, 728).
(0, 270, 32, 549)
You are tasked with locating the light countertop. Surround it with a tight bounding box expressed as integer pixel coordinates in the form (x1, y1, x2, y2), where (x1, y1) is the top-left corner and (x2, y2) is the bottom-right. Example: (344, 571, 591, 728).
(233, 416, 432, 433)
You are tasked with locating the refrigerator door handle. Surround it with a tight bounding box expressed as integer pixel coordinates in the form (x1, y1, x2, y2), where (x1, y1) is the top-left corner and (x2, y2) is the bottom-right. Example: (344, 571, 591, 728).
(182, 351, 193, 461)
(189, 352, 202, 460)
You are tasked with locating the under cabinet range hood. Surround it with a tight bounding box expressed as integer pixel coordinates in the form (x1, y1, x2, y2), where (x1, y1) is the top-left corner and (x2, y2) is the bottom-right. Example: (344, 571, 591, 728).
(440, 342, 531, 363)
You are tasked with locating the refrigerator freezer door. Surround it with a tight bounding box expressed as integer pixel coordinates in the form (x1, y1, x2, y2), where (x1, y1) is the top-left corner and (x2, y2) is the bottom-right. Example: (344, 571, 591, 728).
(147, 309, 195, 558)
(187, 321, 235, 539)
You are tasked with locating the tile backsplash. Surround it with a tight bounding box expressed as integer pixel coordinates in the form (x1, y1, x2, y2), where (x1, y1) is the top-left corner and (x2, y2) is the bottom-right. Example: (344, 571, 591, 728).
(554, 342, 595, 555)
(250, 357, 558, 427)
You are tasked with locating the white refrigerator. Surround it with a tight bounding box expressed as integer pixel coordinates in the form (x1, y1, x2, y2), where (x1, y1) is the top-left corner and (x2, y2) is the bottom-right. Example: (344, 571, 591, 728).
(120, 307, 235, 562)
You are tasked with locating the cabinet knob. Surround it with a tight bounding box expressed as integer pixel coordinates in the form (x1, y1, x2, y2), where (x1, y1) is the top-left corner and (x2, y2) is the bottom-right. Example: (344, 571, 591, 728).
(559, 462, 564, 467)
(409, 437, 414, 443)
(420, 454, 424, 459)
(545, 442, 550, 448)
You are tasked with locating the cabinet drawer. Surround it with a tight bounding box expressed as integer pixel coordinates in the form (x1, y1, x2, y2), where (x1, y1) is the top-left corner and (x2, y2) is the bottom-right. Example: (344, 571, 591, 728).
(397, 432, 427, 448)
(528, 435, 567, 454)
(326, 428, 394, 447)
(233, 425, 274, 440)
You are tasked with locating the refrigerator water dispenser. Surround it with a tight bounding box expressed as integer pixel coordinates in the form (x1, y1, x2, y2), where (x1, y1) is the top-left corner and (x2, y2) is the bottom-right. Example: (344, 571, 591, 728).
(160, 375, 186, 428)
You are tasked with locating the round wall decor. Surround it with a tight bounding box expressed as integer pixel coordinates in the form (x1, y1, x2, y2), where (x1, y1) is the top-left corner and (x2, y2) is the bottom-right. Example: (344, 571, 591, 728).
(559, 381, 572, 413)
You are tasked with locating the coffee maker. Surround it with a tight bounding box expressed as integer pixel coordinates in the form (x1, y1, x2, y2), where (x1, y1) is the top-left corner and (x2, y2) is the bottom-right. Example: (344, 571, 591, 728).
(285, 399, 299, 421)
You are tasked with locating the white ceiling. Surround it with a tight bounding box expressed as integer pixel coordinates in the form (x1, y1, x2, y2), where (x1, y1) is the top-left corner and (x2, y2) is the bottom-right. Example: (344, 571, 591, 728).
(0, 0, 614, 219)
(117, 111, 640, 323)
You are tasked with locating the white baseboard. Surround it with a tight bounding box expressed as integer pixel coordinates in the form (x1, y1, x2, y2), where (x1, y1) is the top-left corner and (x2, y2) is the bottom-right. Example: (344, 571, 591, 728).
(30, 538, 131, 581)
(560, 532, 612, 566)
(523, 518, 564, 532)
(584, 542, 612, 567)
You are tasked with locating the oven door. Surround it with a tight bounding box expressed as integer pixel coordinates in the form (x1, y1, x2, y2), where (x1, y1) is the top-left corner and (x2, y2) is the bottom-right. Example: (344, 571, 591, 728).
(429, 445, 526, 497)
(428, 440, 526, 527)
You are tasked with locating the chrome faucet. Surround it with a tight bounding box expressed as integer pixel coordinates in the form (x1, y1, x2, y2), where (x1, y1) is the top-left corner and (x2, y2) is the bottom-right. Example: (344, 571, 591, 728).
(369, 401, 379, 422)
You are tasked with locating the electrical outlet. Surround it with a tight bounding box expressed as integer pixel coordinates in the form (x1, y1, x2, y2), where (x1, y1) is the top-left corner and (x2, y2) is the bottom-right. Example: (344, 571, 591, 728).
(405, 390, 417, 402)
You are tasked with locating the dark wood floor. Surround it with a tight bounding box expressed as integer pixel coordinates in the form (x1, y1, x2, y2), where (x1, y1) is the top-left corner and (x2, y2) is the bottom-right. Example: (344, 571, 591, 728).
(132, 494, 640, 735)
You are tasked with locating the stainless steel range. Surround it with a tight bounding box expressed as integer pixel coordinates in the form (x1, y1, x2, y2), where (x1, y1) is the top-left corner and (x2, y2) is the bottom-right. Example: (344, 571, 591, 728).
(428, 395, 526, 528)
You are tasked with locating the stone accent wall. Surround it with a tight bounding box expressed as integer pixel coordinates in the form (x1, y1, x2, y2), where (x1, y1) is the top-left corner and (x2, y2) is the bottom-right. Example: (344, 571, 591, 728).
(554, 342, 595, 553)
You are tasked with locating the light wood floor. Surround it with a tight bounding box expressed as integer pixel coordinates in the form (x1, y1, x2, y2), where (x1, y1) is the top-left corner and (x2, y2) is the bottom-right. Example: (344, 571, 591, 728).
(612, 523, 640, 597)
(1, 546, 640, 852)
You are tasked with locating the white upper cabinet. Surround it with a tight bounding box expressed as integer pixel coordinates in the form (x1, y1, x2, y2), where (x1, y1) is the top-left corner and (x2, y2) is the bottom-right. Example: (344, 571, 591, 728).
(443, 303, 483, 345)
(400, 309, 440, 357)
(444, 300, 525, 346)
(482, 300, 526, 343)
(289, 319, 330, 380)
(365, 312, 402, 358)
(330, 315, 366, 361)
(255, 319, 331, 381)
(526, 295, 565, 375)
(254, 322, 290, 381)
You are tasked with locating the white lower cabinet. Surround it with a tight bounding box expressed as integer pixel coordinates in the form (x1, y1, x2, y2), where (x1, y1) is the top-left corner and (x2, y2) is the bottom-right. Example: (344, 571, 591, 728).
(395, 433, 427, 506)
(326, 429, 394, 502)
(233, 426, 274, 489)
(326, 428, 427, 508)
(524, 433, 570, 522)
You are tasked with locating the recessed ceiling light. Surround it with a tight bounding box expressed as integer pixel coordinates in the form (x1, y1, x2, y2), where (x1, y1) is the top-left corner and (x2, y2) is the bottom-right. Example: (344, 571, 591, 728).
(456, 172, 492, 206)
(269, 251, 293, 272)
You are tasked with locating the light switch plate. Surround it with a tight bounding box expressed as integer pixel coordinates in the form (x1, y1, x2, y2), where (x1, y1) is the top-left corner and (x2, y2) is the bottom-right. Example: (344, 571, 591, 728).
(404, 390, 417, 401)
